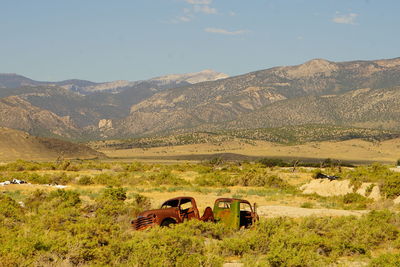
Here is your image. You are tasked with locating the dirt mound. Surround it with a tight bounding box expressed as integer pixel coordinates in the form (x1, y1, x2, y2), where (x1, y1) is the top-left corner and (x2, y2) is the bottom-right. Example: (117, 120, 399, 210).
(300, 179, 381, 200)
(0, 127, 104, 161)
(257, 205, 368, 218)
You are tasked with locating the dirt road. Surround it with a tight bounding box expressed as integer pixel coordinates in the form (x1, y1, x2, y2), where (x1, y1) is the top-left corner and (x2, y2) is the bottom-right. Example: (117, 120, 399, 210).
(257, 205, 368, 218)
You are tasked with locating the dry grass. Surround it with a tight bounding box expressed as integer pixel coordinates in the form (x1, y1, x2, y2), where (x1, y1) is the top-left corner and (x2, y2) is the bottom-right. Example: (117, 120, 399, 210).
(100, 138, 400, 164)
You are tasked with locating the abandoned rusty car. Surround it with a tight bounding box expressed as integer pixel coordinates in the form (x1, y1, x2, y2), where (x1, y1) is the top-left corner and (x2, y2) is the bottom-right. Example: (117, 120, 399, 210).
(131, 196, 258, 230)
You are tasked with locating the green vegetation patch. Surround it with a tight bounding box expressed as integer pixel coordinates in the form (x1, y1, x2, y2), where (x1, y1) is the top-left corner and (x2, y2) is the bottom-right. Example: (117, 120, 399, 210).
(342, 163, 400, 199)
(1, 190, 399, 267)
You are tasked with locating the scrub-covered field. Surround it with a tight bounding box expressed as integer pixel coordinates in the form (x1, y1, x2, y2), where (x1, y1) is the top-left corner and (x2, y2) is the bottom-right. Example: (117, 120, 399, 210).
(1, 159, 400, 266)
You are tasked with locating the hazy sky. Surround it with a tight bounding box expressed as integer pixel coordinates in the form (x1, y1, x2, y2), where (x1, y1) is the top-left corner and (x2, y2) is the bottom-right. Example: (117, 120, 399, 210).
(1, 0, 399, 82)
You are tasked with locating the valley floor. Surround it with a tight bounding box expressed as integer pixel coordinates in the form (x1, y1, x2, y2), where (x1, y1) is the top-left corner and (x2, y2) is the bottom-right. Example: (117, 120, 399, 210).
(100, 138, 400, 164)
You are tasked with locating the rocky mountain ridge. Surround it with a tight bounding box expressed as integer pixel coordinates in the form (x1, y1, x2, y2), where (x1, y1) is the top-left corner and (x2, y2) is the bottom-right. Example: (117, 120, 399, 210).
(1, 57, 400, 140)
(109, 57, 400, 137)
(0, 69, 229, 94)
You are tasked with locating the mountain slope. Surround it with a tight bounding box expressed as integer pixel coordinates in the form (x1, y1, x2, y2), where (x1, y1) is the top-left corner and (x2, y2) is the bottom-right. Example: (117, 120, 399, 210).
(222, 87, 400, 130)
(112, 57, 400, 136)
(0, 96, 80, 138)
(1, 58, 400, 140)
(0, 127, 104, 161)
(0, 69, 229, 94)
(0, 70, 230, 138)
(0, 73, 42, 88)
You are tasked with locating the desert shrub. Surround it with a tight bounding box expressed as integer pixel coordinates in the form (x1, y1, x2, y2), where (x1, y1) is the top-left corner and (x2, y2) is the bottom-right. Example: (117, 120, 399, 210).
(207, 157, 224, 166)
(301, 202, 314, 208)
(194, 173, 215, 186)
(194, 172, 233, 187)
(48, 172, 75, 185)
(235, 170, 264, 186)
(397, 159, 400, 166)
(25, 190, 48, 212)
(194, 164, 213, 174)
(264, 175, 289, 189)
(77, 175, 94, 185)
(0, 194, 24, 224)
(24, 189, 81, 212)
(258, 158, 288, 168)
(125, 221, 225, 266)
(47, 189, 81, 208)
(92, 173, 122, 186)
(381, 176, 400, 198)
(342, 193, 371, 209)
(369, 253, 400, 267)
(0, 160, 57, 171)
(342, 193, 367, 204)
(236, 172, 291, 189)
(59, 160, 72, 170)
(76, 161, 112, 171)
(125, 161, 148, 172)
(94, 187, 144, 219)
(1, 196, 400, 267)
(131, 193, 151, 208)
(343, 164, 400, 199)
(146, 170, 190, 186)
(248, 212, 398, 265)
(100, 187, 127, 201)
(365, 184, 375, 196)
(343, 163, 391, 183)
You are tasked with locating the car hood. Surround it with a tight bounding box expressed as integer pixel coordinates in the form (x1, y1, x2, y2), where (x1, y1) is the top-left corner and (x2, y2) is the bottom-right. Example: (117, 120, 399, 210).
(138, 207, 178, 218)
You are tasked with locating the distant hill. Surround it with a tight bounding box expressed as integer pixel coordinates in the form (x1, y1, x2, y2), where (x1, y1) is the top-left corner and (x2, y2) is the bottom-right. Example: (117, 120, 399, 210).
(0, 96, 80, 139)
(0, 69, 229, 94)
(1, 58, 400, 141)
(222, 87, 400, 130)
(0, 128, 104, 161)
(0, 70, 229, 138)
(89, 125, 400, 150)
(111, 57, 400, 137)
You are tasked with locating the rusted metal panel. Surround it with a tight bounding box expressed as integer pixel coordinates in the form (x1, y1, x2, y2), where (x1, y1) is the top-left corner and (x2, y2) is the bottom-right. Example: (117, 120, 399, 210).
(131, 196, 205, 230)
(213, 199, 240, 229)
(213, 198, 258, 229)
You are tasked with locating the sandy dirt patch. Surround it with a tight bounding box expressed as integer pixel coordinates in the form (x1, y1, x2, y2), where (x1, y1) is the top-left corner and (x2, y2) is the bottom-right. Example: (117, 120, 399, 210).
(300, 179, 381, 200)
(258, 205, 368, 218)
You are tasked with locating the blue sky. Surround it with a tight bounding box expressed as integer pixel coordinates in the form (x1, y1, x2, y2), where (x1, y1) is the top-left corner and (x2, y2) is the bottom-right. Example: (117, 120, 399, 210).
(1, 0, 399, 82)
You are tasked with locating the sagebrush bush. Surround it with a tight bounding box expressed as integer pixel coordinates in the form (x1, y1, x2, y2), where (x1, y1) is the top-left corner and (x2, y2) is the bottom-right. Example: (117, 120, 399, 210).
(342, 193, 367, 204)
(381, 176, 400, 198)
(369, 253, 400, 267)
(194, 172, 233, 187)
(342, 163, 400, 199)
(77, 175, 94, 185)
(258, 158, 288, 168)
(1, 190, 400, 267)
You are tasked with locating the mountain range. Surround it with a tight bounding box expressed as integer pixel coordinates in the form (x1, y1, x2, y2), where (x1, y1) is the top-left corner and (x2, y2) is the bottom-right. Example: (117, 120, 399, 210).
(1, 57, 400, 141)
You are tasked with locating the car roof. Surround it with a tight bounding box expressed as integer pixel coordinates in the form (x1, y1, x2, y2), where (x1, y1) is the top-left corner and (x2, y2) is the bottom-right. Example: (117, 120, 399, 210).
(161, 196, 195, 206)
(164, 196, 194, 202)
(215, 198, 251, 204)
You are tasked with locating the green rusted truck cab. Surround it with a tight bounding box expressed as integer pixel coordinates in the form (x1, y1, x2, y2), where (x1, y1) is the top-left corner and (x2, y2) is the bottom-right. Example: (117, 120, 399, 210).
(213, 198, 258, 229)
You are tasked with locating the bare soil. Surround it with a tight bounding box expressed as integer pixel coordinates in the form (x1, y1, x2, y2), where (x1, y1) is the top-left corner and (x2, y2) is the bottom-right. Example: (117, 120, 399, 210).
(257, 205, 368, 218)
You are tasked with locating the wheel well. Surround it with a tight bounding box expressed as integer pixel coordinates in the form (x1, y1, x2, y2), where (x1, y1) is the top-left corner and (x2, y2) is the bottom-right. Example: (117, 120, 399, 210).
(161, 218, 176, 226)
